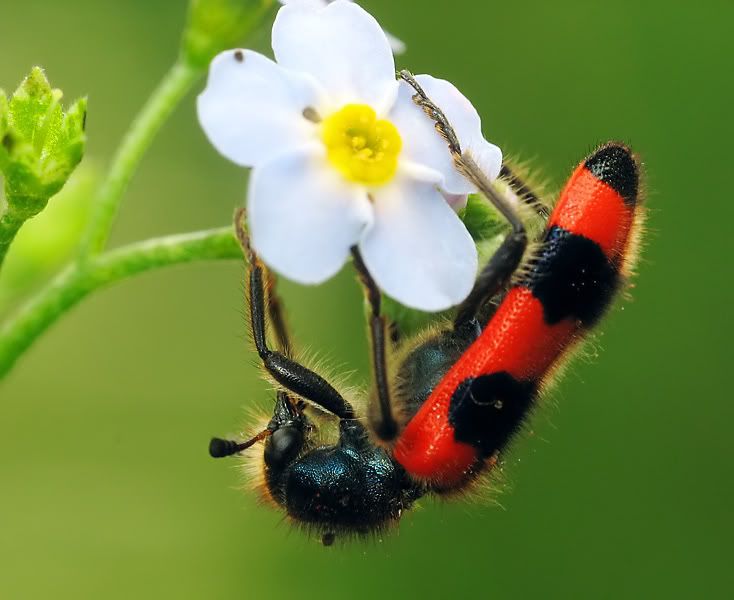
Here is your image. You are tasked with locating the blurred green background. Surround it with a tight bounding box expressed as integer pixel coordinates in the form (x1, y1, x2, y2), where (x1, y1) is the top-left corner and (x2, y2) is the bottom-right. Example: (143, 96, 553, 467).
(1, 1, 732, 598)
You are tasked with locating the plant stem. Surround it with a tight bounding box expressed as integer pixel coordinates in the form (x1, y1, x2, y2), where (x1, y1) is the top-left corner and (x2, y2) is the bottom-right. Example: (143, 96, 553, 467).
(79, 61, 202, 258)
(0, 226, 241, 380)
(0, 210, 24, 268)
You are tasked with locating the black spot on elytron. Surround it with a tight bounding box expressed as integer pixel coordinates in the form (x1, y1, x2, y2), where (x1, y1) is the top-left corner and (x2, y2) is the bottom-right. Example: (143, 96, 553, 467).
(585, 143, 639, 205)
(233, 50, 244, 62)
(521, 226, 619, 327)
(448, 372, 536, 458)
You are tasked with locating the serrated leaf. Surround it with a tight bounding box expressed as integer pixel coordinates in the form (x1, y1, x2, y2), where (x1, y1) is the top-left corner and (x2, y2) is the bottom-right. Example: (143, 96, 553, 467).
(8, 68, 58, 145)
(39, 96, 87, 196)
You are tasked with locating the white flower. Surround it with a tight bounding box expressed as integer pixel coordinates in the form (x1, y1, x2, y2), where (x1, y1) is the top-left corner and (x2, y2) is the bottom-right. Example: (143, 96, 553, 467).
(198, 0, 502, 311)
(278, 0, 406, 54)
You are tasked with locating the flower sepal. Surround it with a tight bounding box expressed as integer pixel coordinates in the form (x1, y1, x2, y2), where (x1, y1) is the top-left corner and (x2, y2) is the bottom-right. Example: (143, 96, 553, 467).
(459, 193, 505, 243)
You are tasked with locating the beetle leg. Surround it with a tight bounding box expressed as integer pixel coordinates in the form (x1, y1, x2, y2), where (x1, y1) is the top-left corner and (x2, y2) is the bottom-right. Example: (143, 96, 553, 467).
(397, 70, 529, 329)
(234, 209, 356, 420)
(351, 247, 400, 442)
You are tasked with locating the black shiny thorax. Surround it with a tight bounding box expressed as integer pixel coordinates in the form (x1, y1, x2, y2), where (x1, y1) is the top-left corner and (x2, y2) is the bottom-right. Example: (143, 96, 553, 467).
(262, 322, 485, 535)
(265, 419, 423, 535)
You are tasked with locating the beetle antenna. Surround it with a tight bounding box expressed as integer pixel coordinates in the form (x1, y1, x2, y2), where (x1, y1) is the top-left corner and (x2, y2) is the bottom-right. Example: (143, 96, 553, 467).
(209, 429, 272, 458)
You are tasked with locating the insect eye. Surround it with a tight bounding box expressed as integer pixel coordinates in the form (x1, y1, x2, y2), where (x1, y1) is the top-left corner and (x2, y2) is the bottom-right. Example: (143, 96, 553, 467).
(264, 426, 304, 470)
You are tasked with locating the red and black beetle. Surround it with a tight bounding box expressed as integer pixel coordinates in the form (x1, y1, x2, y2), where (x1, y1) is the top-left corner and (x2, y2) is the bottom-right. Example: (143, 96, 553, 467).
(210, 72, 645, 546)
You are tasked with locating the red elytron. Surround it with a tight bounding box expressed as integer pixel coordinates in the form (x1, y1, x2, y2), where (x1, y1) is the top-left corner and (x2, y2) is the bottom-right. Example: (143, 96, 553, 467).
(394, 149, 641, 487)
(209, 71, 645, 545)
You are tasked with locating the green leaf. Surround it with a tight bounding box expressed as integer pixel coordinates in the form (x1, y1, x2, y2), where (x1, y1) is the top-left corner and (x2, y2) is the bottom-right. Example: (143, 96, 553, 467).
(459, 193, 505, 242)
(182, 0, 278, 69)
(8, 68, 60, 147)
(382, 294, 451, 340)
(40, 96, 87, 196)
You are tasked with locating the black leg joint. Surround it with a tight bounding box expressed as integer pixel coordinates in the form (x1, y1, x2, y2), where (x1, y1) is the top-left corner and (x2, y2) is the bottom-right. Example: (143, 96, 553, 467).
(263, 351, 355, 420)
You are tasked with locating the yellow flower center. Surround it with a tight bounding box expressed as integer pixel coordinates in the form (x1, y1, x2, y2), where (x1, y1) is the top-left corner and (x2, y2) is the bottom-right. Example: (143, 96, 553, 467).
(321, 104, 402, 186)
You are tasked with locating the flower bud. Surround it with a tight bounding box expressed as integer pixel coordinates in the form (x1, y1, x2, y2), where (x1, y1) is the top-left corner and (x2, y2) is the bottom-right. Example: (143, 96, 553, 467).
(182, 0, 278, 69)
(0, 67, 87, 267)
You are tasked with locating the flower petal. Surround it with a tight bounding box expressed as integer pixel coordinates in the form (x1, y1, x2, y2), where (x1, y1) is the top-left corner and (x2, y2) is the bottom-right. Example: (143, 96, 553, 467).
(278, 0, 324, 7)
(390, 74, 503, 194)
(385, 31, 407, 56)
(197, 49, 324, 168)
(442, 192, 469, 211)
(360, 174, 478, 311)
(248, 144, 373, 284)
(272, 0, 398, 113)
(278, 0, 407, 54)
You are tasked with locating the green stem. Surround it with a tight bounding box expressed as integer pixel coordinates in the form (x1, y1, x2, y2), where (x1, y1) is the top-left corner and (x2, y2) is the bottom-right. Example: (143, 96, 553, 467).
(0, 226, 241, 380)
(0, 196, 49, 268)
(0, 210, 24, 268)
(79, 61, 202, 258)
